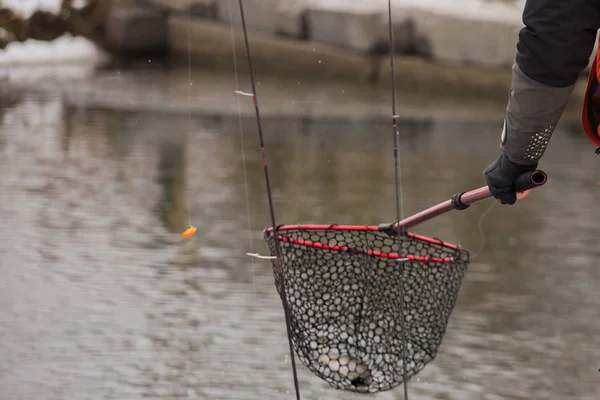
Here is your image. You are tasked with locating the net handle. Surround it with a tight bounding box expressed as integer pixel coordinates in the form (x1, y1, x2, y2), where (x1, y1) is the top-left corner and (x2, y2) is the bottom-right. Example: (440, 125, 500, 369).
(379, 169, 547, 232)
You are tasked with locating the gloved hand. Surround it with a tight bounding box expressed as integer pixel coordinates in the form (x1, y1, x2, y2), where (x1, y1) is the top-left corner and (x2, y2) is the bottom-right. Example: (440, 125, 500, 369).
(484, 154, 538, 205)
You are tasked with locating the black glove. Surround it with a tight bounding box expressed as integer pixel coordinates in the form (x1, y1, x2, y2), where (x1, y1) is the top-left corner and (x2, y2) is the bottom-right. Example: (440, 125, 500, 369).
(484, 154, 537, 205)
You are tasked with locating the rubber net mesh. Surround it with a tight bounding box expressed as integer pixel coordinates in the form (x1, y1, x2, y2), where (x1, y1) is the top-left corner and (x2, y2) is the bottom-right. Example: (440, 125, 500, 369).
(264, 227, 469, 393)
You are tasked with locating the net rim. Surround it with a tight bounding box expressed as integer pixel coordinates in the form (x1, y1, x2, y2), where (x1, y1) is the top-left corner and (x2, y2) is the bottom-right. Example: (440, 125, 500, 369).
(263, 224, 465, 264)
(264, 224, 460, 250)
(273, 234, 455, 263)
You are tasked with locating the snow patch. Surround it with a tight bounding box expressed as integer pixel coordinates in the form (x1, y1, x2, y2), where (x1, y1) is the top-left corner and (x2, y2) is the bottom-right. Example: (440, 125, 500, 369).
(0, 0, 101, 65)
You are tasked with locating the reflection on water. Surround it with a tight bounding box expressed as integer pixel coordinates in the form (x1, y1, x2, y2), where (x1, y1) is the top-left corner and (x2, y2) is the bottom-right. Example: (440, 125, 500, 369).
(0, 88, 599, 400)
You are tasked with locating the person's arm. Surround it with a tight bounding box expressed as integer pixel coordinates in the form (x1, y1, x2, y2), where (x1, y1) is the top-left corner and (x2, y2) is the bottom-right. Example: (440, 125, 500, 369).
(485, 0, 600, 204)
(502, 0, 599, 165)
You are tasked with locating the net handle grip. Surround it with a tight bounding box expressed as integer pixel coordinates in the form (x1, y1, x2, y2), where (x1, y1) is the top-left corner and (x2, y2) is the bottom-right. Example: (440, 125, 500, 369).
(455, 169, 547, 208)
(380, 169, 547, 232)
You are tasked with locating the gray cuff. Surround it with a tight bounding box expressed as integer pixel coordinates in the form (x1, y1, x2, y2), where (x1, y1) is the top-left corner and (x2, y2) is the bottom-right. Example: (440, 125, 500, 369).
(501, 62, 575, 165)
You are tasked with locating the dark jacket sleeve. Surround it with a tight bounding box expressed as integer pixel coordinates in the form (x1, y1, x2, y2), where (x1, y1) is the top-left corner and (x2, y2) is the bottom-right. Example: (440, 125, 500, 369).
(501, 0, 600, 165)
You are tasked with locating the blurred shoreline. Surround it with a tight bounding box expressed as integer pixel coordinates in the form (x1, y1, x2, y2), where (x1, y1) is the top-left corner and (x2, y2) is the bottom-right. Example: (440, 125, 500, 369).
(0, 56, 587, 124)
(0, 0, 590, 122)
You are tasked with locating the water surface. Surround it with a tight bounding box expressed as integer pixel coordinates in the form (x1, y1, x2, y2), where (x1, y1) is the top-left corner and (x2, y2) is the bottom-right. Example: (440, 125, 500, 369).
(0, 74, 599, 400)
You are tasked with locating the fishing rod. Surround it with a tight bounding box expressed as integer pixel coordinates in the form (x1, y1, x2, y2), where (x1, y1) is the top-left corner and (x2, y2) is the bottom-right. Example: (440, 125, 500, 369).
(386, 0, 409, 397)
(236, 1, 302, 400)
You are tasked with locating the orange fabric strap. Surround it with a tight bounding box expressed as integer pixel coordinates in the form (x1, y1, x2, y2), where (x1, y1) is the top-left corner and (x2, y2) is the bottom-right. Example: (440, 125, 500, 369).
(581, 38, 600, 147)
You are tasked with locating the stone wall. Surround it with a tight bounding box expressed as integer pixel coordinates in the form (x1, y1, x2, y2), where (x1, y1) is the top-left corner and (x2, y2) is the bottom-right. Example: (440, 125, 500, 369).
(121, 0, 598, 71)
(103, 0, 593, 106)
(170, 0, 529, 68)
(120, 0, 600, 67)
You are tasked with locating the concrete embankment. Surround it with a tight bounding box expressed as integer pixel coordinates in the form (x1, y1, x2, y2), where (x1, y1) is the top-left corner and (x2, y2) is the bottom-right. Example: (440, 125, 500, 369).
(101, 0, 593, 118)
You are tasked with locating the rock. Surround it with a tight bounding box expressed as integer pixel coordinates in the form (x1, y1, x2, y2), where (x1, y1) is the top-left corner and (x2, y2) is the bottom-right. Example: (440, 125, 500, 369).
(105, 6, 168, 53)
(136, 0, 217, 19)
(305, 2, 386, 53)
(372, 11, 430, 56)
(215, 0, 308, 39)
(303, 0, 523, 59)
(409, 7, 523, 68)
(167, 16, 376, 81)
(377, 55, 514, 102)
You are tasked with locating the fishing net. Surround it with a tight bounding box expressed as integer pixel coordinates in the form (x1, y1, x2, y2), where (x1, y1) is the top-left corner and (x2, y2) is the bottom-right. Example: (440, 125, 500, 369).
(263, 225, 469, 393)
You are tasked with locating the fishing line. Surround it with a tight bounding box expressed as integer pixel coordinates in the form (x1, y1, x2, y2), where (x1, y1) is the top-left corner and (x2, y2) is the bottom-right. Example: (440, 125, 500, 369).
(470, 200, 497, 260)
(236, 1, 302, 399)
(386, 1, 409, 399)
(185, 5, 193, 229)
(228, 0, 257, 294)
